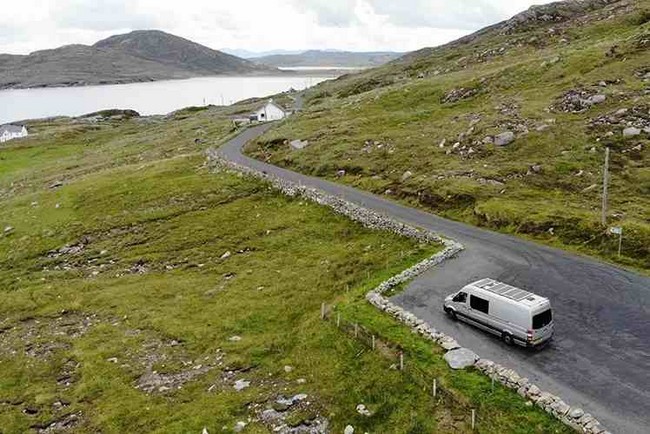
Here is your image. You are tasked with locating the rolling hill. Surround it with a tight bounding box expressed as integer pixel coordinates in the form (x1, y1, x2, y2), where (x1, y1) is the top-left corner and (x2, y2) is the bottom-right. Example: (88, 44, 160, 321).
(246, 0, 650, 270)
(0, 30, 277, 90)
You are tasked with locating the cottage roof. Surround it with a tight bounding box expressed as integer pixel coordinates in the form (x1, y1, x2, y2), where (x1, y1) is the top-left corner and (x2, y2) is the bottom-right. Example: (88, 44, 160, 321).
(257, 100, 286, 113)
(0, 124, 25, 134)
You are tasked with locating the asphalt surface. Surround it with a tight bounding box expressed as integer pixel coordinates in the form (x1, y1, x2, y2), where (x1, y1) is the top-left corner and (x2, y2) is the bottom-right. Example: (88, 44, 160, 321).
(218, 123, 650, 434)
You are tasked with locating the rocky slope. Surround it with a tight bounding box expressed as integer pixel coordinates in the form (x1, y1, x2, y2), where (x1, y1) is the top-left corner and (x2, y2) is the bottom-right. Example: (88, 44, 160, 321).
(247, 0, 650, 269)
(0, 30, 277, 90)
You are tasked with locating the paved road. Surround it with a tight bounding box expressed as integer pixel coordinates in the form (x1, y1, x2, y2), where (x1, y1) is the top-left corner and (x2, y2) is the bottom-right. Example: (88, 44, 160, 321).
(218, 123, 650, 434)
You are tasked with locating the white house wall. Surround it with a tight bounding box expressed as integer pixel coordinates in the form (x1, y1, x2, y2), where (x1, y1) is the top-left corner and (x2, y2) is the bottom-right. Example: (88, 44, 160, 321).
(255, 104, 285, 122)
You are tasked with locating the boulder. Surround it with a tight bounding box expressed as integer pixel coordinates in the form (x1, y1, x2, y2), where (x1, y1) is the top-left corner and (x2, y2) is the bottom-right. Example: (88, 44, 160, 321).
(401, 171, 413, 181)
(623, 127, 641, 137)
(494, 131, 515, 146)
(589, 94, 607, 104)
(443, 348, 478, 369)
(344, 425, 354, 434)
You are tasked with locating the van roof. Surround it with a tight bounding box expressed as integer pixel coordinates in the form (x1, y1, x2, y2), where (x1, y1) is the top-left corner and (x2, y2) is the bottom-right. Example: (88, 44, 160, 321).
(470, 278, 549, 308)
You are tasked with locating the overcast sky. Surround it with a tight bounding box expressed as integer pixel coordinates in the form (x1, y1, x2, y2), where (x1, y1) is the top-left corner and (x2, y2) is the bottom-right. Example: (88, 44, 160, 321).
(0, 0, 553, 55)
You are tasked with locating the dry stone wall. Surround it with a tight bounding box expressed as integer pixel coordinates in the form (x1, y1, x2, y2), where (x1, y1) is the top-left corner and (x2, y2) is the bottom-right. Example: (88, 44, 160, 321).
(207, 149, 610, 434)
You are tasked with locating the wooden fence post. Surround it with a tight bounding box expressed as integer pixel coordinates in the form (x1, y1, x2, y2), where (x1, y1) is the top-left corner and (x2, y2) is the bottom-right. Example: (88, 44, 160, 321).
(336, 313, 341, 327)
(399, 352, 404, 371)
(471, 409, 476, 430)
(433, 378, 437, 398)
(320, 303, 326, 320)
(354, 323, 358, 338)
(372, 335, 376, 350)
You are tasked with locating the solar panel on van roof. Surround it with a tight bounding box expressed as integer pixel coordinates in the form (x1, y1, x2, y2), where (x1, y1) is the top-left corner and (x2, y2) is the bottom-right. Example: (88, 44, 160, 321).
(474, 278, 534, 302)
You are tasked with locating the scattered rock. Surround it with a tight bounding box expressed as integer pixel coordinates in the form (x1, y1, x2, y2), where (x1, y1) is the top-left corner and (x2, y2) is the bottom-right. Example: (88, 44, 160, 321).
(552, 88, 607, 113)
(228, 336, 242, 342)
(336, 170, 346, 177)
(233, 379, 250, 391)
(569, 408, 585, 419)
(401, 171, 413, 182)
(589, 94, 607, 104)
(494, 131, 515, 146)
(344, 425, 355, 434)
(356, 404, 372, 416)
(290, 139, 309, 150)
(3, 226, 14, 234)
(623, 127, 641, 137)
(582, 184, 598, 193)
(220, 251, 232, 260)
(283, 365, 293, 373)
(443, 348, 479, 369)
(234, 421, 247, 433)
(440, 338, 461, 351)
(442, 86, 480, 104)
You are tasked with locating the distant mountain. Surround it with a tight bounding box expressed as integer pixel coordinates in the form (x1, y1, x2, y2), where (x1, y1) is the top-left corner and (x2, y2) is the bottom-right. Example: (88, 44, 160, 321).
(222, 49, 307, 59)
(254, 50, 403, 68)
(0, 30, 278, 90)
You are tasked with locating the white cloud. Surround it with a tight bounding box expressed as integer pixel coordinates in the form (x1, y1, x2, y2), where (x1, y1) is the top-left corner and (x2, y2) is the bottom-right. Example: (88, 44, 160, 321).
(0, 0, 555, 55)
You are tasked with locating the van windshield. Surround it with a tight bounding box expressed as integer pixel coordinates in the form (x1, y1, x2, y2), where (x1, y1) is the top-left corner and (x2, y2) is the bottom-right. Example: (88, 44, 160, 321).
(532, 309, 552, 329)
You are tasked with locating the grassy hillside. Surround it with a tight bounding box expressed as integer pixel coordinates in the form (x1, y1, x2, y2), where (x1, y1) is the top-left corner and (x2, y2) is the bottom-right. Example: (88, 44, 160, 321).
(246, 0, 650, 271)
(0, 110, 570, 433)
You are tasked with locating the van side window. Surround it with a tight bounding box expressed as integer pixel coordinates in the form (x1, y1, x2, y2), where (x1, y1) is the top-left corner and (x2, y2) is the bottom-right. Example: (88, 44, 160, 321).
(453, 292, 467, 303)
(470, 295, 489, 314)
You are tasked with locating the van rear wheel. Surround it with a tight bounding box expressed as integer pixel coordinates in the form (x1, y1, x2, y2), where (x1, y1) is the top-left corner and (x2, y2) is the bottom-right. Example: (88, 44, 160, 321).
(502, 332, 514, 346)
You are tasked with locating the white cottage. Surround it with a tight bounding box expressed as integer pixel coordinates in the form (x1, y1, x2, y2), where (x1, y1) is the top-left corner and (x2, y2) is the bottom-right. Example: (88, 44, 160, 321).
(251, 100, 286, 122)
(0, 124, 28, 143)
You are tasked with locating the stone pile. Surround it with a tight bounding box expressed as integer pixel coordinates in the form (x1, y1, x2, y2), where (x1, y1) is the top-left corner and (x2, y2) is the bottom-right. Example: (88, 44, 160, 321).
(207, 146, 610, 434)
(551, 89, 608, 113)
(589, 104, 650, 138)
(442, 87, 480, 104)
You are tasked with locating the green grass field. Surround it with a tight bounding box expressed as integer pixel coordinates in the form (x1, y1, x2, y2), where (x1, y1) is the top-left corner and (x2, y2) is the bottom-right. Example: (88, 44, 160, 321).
(0, 108, 571, 433)
(246, 1, 650, 272)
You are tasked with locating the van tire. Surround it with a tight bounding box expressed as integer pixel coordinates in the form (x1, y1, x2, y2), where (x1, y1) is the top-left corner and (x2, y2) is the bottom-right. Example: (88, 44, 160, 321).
(446, 308, 458, 321)
(502, 332, 514, 346)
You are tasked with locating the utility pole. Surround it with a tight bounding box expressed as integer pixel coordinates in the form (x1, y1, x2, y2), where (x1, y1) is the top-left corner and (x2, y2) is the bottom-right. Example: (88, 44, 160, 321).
(601, 147, 610, 226)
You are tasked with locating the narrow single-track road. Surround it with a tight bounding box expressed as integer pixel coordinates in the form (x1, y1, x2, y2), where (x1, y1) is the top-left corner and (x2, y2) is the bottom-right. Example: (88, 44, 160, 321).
(217, 122, 650, 434)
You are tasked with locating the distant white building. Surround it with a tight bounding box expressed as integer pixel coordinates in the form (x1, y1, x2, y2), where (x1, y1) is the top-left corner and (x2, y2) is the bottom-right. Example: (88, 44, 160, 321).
(0, 124, 28, 143)
(251, 100, 286, 122)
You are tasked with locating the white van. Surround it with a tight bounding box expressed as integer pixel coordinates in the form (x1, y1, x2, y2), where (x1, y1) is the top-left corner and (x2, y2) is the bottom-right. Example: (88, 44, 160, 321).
(443, 278, 554, 348)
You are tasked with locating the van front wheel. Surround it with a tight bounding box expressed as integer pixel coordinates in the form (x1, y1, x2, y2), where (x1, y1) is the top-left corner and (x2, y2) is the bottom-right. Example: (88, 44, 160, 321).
(502, 333, 514, 346)
(445, 308, 457, 321)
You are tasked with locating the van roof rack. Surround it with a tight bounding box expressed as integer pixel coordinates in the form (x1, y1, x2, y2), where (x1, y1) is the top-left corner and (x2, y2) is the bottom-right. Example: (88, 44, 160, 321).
(474, 278, 535, 302)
